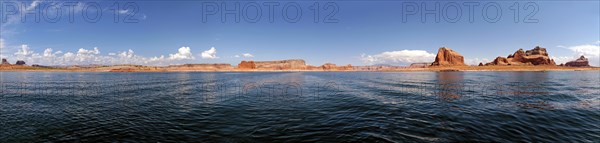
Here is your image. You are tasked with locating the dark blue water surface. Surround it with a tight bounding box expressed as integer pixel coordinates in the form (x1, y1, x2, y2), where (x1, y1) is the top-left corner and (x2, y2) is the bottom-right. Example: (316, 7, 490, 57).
(0, 71, 599, 142)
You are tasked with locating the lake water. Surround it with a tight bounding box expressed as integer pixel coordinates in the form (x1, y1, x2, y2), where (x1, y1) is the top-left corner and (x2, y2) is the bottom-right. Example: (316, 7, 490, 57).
(0, 71, 599, 142)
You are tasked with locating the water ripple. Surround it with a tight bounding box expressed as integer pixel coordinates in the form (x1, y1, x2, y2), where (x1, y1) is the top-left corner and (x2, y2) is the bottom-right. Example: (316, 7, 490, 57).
(0, 71, 599, 142)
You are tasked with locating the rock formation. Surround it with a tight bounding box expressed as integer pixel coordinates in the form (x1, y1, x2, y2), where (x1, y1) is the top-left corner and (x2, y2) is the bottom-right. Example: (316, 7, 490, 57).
(109, 67, 136, 72)
(409, 63, 429, 68)
(353, 65, 406, 71)
(237, 61, 256, 69)
(237, 59, 306, 70)
(320, 63, 353, 71)
(236, 59, 354, 71)
(1, 58, 10, 65)
(565, 55, 590, 67)
(486, 57, 511, 66)
(167, 64, 233, 71)
(339, 64, 353, 70)
(15, 60, 26, 65)
(430, 47, 467, 66)
(485, 46, 556, 66)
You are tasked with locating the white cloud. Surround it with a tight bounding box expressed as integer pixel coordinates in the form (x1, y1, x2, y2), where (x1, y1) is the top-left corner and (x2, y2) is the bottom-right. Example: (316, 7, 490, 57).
(169, 47, 194, 60)
(464, 58, 490, 66)
(201, 47, 218, 59)
(558, 42, 600, 66)
(7, 46, 133, 65)
(552, 56, 572, 65)
(242, 53, 254, 57)
(25, 0, 41, 11)
(4, 45, 221, 66)
(150, 55, 165, 62)
(568, 44, 599, 58)
(14, 45, 34, 57)
(118, 10, 129, 14)
(119, 49, 135, 58)
(43, 48, 54, 57)
(361, 50, 436, 65)
(1, 1, 44, 37)
(235, 53, 254, 58)
(77, 47, 100, 55)
(63, 52, 74, 58)
(74, 47, 101, 62)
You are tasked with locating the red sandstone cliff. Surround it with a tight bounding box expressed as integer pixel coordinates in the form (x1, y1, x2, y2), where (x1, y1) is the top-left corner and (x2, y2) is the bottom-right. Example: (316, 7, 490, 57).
(430, 47, 467, 66)
(485, 46, 556, 66)
(237, 61, 256, 69)
(565, 56, 590, 67)
(321, 63, 353, 71)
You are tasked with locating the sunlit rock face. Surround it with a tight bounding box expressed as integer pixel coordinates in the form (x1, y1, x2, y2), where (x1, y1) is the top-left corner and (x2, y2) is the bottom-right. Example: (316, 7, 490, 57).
(237, 59, 306, 70)
(430, 47, 467, 66)
(320, 63, 353, 71)
(565, 56, 590, 67)
(237, 61, 256, 69)
(485, 46, 556, 66)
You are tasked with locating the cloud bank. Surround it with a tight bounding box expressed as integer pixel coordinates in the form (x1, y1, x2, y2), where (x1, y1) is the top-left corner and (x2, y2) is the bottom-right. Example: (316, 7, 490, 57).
(5, 45, 215, 66)
(361, 50, 436, 65)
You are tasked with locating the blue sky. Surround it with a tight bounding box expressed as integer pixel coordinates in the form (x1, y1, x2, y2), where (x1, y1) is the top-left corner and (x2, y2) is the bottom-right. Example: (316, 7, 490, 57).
(1, 0, 599, 66)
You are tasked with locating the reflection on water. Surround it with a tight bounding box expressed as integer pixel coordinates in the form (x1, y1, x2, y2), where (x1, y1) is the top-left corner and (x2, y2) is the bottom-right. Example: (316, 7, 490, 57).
(435, 72, 464, 100)
(0, 71, 599, 142)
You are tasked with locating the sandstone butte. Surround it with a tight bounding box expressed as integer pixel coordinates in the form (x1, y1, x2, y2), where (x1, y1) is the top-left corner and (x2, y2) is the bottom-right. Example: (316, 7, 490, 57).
(484, 46, 556, 66)
(1, 58, 10, 65)
(0, 58, 41, 70)
(430, 47, 467, 66)
(564, 55, 590, 67)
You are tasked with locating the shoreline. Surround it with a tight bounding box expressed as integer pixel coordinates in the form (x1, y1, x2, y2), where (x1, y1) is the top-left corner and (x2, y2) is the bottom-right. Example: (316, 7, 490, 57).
(1, 65, 599, 72)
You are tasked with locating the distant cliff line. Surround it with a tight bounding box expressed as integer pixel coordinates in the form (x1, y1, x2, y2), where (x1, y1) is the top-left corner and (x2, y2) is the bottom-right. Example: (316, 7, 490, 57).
(1, 46, 596, 72)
